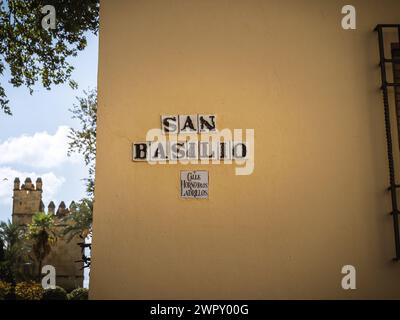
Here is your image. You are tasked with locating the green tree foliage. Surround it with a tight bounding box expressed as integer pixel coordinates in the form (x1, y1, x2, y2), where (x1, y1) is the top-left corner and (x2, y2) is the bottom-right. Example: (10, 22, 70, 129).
(0, 280, 13, 300)
(67, 287, 88, 300)
(0, 239, 4, 261)
(14, 281, 43, 300)
(42, 285, 67, 300)
(68, 89, 97, 197)
(68, 89, 97, 269)
(62, 199, 93, 269)
(26, 212, 57, 280)
(0, 0, 99, 115)
(63, 198, 93, 241)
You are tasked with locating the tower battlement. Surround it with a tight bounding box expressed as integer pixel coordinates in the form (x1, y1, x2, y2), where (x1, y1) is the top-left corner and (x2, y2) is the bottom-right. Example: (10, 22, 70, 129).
(13, 177, 43, 191)
(12, 177, 76, 226)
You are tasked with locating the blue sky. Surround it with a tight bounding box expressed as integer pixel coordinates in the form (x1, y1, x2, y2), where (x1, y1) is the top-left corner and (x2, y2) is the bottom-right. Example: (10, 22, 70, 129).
(0, 32, 99, 223)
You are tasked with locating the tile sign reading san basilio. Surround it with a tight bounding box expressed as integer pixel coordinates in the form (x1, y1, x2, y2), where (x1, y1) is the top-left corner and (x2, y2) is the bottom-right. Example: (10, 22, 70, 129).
(132, 114, 251, 199)
(132, 114, 249, 161)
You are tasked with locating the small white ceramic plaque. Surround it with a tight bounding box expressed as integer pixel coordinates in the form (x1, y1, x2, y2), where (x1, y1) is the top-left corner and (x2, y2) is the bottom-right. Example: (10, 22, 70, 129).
(180, 171, 209, 199)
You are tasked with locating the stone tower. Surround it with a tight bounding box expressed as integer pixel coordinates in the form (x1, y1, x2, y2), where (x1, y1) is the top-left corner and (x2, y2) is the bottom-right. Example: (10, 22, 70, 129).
(11, 177, 84, 290)
(12, 177, 44, 226)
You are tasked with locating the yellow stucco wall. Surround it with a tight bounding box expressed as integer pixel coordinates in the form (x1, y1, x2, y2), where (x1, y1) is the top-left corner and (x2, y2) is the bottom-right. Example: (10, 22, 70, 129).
(90, 0, 400, 299)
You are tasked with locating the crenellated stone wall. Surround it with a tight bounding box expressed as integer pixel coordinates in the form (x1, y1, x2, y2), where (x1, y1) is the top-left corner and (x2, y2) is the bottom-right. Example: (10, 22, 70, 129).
(12, 177, 84, 291)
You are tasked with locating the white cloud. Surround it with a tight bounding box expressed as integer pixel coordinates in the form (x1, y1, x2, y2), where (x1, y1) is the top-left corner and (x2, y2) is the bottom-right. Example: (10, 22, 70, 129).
(0, 126, 80, 169)
(0, 167, 65, 206)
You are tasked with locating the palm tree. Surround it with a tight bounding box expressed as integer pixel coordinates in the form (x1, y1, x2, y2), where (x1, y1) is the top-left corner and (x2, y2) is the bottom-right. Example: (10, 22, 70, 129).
(0, 220, 27, 283)
(26, 213, 57, 280)
(0, 220, 24, 248)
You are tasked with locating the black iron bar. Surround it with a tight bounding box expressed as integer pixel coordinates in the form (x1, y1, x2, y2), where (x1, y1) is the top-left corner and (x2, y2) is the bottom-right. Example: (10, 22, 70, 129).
(398, 26, 400, 44)
(387, 184, 400, 191)
(376, 25, 400, 260)
(391, 43, 400, 175)
(384, 83, 400, 87)
(384, 59, 400, 63)
(375, 24, 400, 30)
